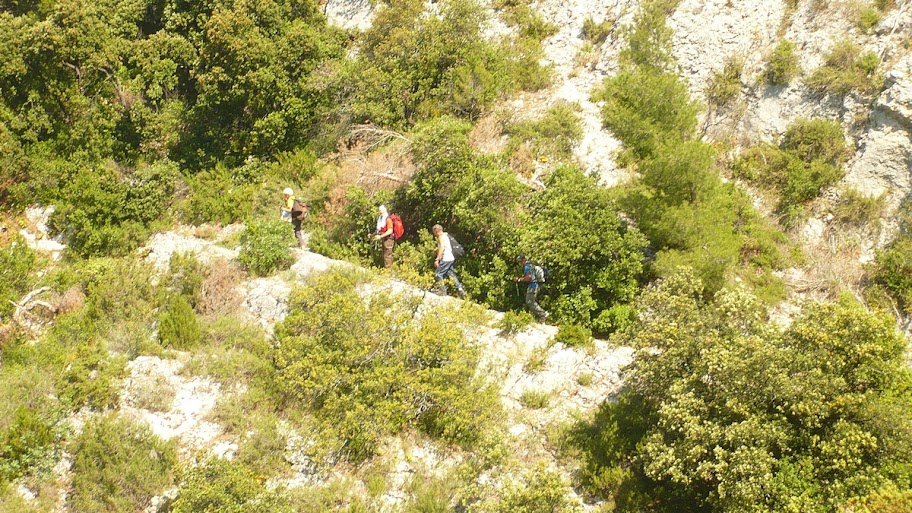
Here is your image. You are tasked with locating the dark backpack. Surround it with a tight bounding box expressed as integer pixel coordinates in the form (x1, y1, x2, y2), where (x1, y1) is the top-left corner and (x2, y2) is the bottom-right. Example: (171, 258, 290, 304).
(291, 199, 309, 220)
(448, 234, 465, 258)
(389, 214, 404, 240)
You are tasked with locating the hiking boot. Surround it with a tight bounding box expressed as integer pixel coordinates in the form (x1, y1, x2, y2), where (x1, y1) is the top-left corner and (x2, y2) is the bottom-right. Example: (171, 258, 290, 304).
(457, 288, 466, 299)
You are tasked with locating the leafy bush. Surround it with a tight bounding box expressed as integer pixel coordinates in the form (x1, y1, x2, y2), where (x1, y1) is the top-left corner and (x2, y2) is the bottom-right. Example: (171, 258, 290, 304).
(505, 102, 584, 161)
(85, 258, 160, 324)
(597, 67, 699, 158)
(582, 16, 613, 45)
(70, 414, 177, 513)
(576, 270, 912, 511)
(706, 56, 743, 107)
(868, 236, 912, 315)
(833, 189, 885, 227)
(765, 39, 799, 86)
(520, 166, 648, 330)
(171, 458, 292, 513)
(496, 310, 535, 336)
(165, 252, 205, 309)
(342, 0, 543, 128)
(238, 218, 294, 276)
(0, 236, 37, 319)
(181, 165, 258, 225)
(493, 466, 579, 513)
(519, 389, 550, 409)
(51, 162, 176, 258)
(857, 6, 883, 32)
(732, 118, 846, 228)
(0, 407, 54, 483)
(554, 324, 593, 348)
(57, 342, 127, 410)
(807, 39, 882, 96)
(158, 294, 203, 350)
(274, 269, 500, 463)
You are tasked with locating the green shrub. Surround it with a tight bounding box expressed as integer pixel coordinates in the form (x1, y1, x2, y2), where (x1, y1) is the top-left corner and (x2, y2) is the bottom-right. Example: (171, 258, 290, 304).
(503, 3, 559, 41)
(765, 40, 799, 86)
(505, 102, 584, 161)
(519, 389, 550, 409)
(0, 236, 37, 319)
(781, 118, 847, 165)
(85, 257, 160, 324)
(732, 119, 846, 228)
(70, 414, 177, 513)
(597, 67, 700, 158)
(57, 342, 127, 410)
(868, 236, 912, 315)
(158, 294, 203, 350)
(238, 218, 294, 276)
(494, 466, 579, 513)
(582, 16, 613, 45)
(165, 252, 205, 309)
(579, 270, 912, 511)
(343, 0, 539, 128)
(706, 56, 743, 107)
(520, 166, 648, 330)
(171, 458, 292, 513)
(807, 39, 882, 96)
(0, 407, 54, 482)
(496, 310, 535, 336)
(185, 316, 274, 385)
(404, 474, 460, 513)
(554, 324, 593, 348)
(181, 165, 258, 225)
(833, 189, 887, 227)
(275, 269, 500, 463)
(857, 6, 883, 32)
(51, 163, 176, 258)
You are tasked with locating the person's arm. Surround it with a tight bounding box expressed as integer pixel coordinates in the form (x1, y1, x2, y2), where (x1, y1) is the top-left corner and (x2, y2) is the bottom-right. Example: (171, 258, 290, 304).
(434, 234, 444, 267)
(513, 264, 532, 282)
(375, 219, 393, 240)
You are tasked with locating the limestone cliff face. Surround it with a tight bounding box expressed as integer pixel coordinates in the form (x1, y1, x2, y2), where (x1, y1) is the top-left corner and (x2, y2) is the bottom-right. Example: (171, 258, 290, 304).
(325, 0, 912, 300)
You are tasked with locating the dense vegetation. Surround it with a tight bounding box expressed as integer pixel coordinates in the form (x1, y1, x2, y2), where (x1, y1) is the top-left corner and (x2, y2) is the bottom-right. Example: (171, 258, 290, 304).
(570, 270, 912, 512)
(1, 0, 911, 511)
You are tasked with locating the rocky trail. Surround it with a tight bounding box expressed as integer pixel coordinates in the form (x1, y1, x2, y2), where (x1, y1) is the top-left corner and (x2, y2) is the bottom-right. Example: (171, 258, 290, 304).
(109, 225, 631, 511)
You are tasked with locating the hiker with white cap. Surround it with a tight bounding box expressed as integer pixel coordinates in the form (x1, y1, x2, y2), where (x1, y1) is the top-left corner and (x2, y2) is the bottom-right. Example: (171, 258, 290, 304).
(281, 187, 309, 248)
(280, 188, 295, 222)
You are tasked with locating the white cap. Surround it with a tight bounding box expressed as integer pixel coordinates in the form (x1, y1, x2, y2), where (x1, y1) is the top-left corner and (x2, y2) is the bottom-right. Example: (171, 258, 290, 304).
(283, 188, 293, 195)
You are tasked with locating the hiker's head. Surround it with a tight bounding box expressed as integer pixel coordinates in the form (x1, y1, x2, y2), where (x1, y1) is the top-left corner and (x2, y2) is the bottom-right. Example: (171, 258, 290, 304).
(515, 255, 527, 265)
(378, 204, 388, 216)
(432, 224, 443, 236)
(282, 187, 293, 197)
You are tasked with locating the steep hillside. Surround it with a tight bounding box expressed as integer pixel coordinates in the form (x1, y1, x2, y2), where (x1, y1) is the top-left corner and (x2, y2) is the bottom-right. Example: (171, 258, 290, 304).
(3, 0, 912, 511)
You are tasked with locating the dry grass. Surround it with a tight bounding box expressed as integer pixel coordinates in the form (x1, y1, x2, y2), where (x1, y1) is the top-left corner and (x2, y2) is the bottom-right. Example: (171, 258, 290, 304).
(54, 286, 86, 315)
(789, 226, 867, 302)
(199, 258, 245, 316)
(469, 113, 507, 154)
(508, 143, 536, 178)
(193, 224, 221, 240)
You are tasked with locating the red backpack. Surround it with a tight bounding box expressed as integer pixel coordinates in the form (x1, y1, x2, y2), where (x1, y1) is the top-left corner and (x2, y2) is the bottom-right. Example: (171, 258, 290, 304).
(389, 214, 404, 240)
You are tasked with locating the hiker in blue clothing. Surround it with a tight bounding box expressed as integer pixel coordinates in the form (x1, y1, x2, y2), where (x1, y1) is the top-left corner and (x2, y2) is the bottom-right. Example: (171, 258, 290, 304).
(513, 255, 548, 321)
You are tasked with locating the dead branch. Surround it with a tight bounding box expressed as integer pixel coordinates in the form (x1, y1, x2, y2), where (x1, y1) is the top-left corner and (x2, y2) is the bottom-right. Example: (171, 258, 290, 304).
(10, 287, 57, 332)
(347, 124, 411, 152)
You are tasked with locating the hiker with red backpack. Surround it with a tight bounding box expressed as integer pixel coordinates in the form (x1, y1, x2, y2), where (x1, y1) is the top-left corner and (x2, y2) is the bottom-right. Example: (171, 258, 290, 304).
(373, 205, 403, 268)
